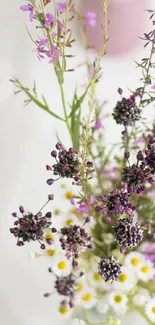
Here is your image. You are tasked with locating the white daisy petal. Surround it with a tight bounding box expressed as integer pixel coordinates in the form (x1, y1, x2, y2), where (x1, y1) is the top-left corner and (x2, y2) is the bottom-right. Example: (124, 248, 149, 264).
(76, 287, 96, 309)
(124, 252, 144, 270)
(137, 260, 155, 282)
(114, 266, 137, 291)
(108, 291, 127, 314)
(72, 319, 86, 325)
(145, 298, 155, 322)
(96, 300, 109, 314)
(52, 255, 72, 276)
(133, 288, 150, 306)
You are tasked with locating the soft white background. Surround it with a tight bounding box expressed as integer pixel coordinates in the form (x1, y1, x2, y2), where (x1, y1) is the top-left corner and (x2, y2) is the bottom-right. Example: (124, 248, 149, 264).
(0, 0, 154, 324)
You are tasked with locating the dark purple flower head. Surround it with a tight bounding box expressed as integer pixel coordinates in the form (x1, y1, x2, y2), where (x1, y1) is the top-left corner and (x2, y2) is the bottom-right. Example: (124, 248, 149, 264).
(114, 218, 143, 250)
(55, 274, 76, 299)
(60, 224, 92, 259)
(112, 98, 141, 126)
(10, 209, 52, 249)
(106, 189, 134, 216)
(48, 144, 81, 181)
(20, 4, 34, 22)
(98, 256, 122, 283)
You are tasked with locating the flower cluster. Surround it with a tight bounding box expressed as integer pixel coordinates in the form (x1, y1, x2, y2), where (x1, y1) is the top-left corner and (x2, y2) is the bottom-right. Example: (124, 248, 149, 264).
(10, 2, 155, 325)
(46, 143, 81, 185)
(112, 95, 141, 126)
(10, 205, 52, 249)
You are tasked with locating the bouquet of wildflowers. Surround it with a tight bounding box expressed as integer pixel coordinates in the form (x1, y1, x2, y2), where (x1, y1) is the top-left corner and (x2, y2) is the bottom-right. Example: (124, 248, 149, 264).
(10, 1, 155, 324)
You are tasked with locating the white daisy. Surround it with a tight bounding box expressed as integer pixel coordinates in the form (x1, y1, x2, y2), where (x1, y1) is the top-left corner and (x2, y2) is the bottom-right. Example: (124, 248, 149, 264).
(137, 260, 155, 282)
(108, 291, 127, 314)
(114, 266, 137, 291)
(133, 288, 150, 306)
(52, 255, 72, 276)
(76, 287, 96, 309)
(87, 269, 102, 288)
(124, 252, 144, 270)
(72, 319, 86, 325)
(75, 277, 87, 296)
(145, 298, 155, 322)
(96, 299, 109, 314)
(57, 304, 72, 318)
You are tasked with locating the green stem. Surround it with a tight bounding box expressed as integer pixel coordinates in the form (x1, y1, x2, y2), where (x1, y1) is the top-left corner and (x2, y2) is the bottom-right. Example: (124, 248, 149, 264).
(59, 82, 72, 137)
(139, 30, 155, 107)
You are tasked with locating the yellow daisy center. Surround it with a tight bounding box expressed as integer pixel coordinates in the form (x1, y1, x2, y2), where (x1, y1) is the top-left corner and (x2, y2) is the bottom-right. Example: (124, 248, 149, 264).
(152, 306, 155, 314)
(46, 249, 55, 257)
(141, 266, 150, 273)
(93, 273, 101, 281)
(57, 261, 67, 270)
(53, 208, 60, 215)
(131, 257, 140, 266)
(59, 306, 68, 314)
(65, 191, 73, 200)
(76, 282, 83, 292)
(82, 293, 92, 302)
(114, 295, 123, 303)
(65, 218, 73, 226)
(119, 273, 127, 283)
(45, 233, 54, 241)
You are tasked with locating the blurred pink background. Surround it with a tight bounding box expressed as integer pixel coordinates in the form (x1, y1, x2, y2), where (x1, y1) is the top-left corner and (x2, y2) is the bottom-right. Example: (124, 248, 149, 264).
(79, 0, 148, 55)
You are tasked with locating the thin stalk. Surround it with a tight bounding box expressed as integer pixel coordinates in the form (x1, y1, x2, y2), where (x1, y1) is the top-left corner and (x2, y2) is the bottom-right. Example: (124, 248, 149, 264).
(139, 30, 155, 107)
(59, 82, 72, 136)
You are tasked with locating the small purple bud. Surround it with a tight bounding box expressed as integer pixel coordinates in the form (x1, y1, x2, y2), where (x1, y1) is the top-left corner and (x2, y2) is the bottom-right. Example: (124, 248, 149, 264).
(17, 241, 24, 246)
(61, 300, 67, 307)
(87, 244, 93, 249)
(80, 271, 85, 277)
(137, 150, 144, 161)
(120, 247, 126, 254)
(40, 243, 46, 250)
(105, 216, 112, 223)
(131, 226, 137, 233)
(121, 130, 127, 137)
(47, 178, 54, 185)
(56, 143, 62, 150)
(124, 152, 130, 159)
(85, 216, 90, 223)
(44, 293, 51, 297)
(90, 195, 95, 205)
(48, 194, 54, 200)
(69, 301, 74, 308)
(45, 212, 52, 218)
(118, 87, 123, 95)
(12, 212, 17, 217)
(96, 196, 103, 202)
(19, 206, 24, 213)
(72, 260, 78, 269)
(69, 147, 75, 153)
(46, 165, 52, 171)
(87, 161, 93, 167)
(74, 176, 79, 182)
(52, 227, 57, 233)
(51, 150, 57, 158)
(95, 206, 102, 212)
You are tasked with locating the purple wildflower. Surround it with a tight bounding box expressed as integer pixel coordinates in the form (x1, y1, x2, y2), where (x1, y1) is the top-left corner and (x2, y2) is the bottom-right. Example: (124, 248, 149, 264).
(57, 2, 67, 14)
(20, 4, 34, 22)
(85, 12, 96, 28)
(44, 13, 54, 29)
